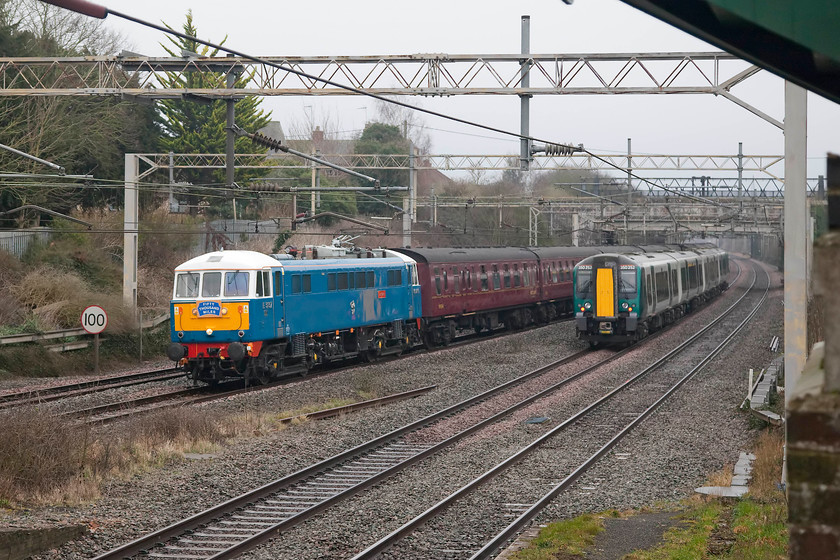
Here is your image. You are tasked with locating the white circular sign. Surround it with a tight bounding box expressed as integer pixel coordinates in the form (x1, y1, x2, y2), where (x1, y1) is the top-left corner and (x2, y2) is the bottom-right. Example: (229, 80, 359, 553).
(81, 305, 108, 334)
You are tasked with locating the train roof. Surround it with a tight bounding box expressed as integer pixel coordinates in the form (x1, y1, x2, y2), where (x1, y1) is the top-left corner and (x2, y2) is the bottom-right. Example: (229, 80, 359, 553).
(175, 250, 282, 271)
(176, 250, 411, 272)
(390, 247, 538, 264)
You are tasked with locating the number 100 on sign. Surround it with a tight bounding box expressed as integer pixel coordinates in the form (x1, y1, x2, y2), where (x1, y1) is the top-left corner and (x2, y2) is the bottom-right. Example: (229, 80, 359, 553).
(81, 305, 108, 334)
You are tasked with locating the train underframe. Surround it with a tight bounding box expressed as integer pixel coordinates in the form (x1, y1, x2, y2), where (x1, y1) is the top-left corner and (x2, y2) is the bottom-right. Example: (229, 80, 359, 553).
(171, 320, 422, 385)
(421, 298, 575, 348)
(576, 282, 728, 347)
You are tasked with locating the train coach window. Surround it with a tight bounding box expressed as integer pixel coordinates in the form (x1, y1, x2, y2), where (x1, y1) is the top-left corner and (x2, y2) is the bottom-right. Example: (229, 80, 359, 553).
(503, 264, 511, 288)
(337, 272, 349, 290)
(453, 268, 460, 293)
(522, 265, 529, 287)
(513, 264, 520, 287)
(434, 268, 441, 295)
(328, 273, 336, 291)
(367, 271, 375, 287)
(202, 272, 221, 298)
(443, 269, 448, 291)
(356, 271, 366, 289)
(480, 266, 489, 291)
(303, 274, 311, 293)
(552, 263, 559, 283)
(175, 272, 200, 298)
(655, 271, 669, 301)
(291, 275, 301, 294)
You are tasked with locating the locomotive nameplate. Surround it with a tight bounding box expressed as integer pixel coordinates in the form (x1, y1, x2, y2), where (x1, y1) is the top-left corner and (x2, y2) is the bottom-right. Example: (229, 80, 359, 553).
(197, 301, 222, 317)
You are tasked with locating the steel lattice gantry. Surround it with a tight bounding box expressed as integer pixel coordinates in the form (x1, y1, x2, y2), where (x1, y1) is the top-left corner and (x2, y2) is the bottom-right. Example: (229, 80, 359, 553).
(0, 51, 775, 124)
(133, 152, 785, 180)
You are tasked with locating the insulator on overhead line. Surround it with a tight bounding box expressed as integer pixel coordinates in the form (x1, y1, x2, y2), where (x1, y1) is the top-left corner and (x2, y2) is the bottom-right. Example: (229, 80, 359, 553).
(249, 132, 284, 151)
(541, 142, 583, 156)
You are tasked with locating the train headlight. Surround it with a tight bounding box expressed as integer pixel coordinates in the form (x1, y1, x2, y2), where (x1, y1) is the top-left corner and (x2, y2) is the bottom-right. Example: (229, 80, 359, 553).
(206, 328, 213, 336)
(621, 302, 629, 310)
(584, 302, 591, 309)
(222, 308, 228, 315)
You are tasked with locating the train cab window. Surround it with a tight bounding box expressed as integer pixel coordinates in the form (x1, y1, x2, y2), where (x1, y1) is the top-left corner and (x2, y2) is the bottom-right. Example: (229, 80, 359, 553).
(434, 267, 441, 295)
(202, 272, 221, 297)
(513, 264, 520, 287)
(367, 271, 375, 287)
(387, 269, 402, 286)
(175, 272, 200, 298)
(503, 264, 511, 288)
(356, 271, 366, 289)
(256, 271, 271, 297)
(618, 268, 636, 297)
(576, 269, 592, 298)
(225, 272, 250, 297)
(480, 265, 489, 291)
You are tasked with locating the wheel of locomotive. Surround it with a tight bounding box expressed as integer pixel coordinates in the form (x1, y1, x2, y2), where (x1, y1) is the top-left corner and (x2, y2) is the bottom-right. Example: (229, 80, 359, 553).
(423, 330, 437, 350)
(588, 340, 598, 350)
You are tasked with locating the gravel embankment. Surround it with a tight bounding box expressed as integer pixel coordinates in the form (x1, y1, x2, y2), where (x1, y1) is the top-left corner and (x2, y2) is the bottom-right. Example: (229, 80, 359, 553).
(7, 258, 783, 560)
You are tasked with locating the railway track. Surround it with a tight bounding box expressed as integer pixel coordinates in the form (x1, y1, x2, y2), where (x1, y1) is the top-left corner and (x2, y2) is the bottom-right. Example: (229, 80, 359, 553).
(0, 368, 181, 409)
(349, 259, 768, 559)
(91, 342, 635, 559)
(89, 261, 747, 559)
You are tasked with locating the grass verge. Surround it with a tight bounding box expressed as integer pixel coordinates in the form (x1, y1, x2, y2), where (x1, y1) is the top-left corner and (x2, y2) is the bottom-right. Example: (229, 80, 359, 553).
(511, 512, 610, 559)
(512, 427, 787, 560)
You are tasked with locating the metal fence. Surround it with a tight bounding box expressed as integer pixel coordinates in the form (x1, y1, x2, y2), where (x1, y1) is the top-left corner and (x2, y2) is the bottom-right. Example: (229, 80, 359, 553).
(0, 228, 51, 258)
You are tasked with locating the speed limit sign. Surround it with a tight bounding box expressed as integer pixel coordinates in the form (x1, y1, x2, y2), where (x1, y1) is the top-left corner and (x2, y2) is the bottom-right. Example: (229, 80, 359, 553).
(81, 305, 108, 334)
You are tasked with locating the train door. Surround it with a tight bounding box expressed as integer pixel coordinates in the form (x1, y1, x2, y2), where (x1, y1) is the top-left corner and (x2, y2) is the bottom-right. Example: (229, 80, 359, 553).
(408, 263, 421, 318)
(253, 267, 275, 338)
(273, 269, 286, 338)
(595, 265, 616, 317)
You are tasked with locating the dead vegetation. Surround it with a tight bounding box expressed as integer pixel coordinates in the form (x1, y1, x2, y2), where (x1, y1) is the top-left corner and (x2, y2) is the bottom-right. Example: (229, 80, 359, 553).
(0, 406, 228, 504)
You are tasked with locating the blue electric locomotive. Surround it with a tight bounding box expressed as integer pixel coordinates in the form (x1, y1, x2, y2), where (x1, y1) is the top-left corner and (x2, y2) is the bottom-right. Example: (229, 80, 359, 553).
(167, 250, 421, 384)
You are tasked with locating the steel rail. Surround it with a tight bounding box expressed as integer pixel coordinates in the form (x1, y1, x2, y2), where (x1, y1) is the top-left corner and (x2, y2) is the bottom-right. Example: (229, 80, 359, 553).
(91, 346, 604, 560)
(350, 260, 759, 559)
(0, 368, 179, 407)
(470, 262, 769, 559)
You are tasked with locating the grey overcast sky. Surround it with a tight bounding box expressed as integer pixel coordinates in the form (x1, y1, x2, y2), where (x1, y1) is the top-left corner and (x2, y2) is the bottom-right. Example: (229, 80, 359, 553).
(104, 0, 840, 180)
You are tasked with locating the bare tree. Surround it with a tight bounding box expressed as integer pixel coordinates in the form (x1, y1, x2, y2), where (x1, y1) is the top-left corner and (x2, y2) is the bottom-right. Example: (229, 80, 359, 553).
(6, 0, 125, 54)
(373, 97, 432, 154)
